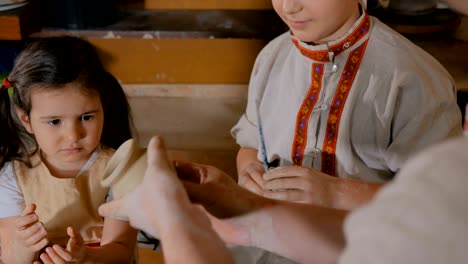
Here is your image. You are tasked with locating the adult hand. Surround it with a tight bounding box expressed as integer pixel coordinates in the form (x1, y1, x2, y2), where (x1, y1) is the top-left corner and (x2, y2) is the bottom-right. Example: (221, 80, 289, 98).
(35, 227, 86, 264)
(237, 160, 266, 195)
(262, 166, 337, 206)
(175, 160, 273, 218)
(175, 161, 276, 247)
(98, 136, 193, 238)
(100, 136, 234, 264)
(15, 204, 48, 254)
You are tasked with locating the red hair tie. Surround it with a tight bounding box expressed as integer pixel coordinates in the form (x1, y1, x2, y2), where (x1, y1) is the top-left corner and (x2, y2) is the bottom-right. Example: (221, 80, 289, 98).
(3, 78, 12, 89)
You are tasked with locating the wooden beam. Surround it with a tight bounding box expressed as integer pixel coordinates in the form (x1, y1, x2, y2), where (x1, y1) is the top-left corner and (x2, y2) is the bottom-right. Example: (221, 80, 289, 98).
(88, 38, 267, 84)
(143, 0, 272, 10)
(0, 15, 21, 40)
(0, 3, 41, 40)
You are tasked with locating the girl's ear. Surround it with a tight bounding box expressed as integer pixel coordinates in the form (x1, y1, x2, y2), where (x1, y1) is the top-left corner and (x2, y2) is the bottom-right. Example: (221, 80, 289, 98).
(15, 107, 33, 134)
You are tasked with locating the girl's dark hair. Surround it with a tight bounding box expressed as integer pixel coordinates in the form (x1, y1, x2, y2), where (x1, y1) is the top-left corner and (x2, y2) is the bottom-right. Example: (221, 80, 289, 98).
(0, 36, 134, 168)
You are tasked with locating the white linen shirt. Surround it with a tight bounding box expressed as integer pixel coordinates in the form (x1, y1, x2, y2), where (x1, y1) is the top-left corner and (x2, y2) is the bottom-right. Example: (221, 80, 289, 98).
(232, 15, 462, 182)
(0, 162, 25, 217)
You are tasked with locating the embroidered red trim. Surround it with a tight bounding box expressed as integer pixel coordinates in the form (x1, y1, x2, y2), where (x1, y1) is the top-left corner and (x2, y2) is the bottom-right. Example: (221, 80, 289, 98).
(3, 78, 12, 88)
(291, 13, 370, 62)
(321, 40, 369, 176)
(291, 64, 324, 165)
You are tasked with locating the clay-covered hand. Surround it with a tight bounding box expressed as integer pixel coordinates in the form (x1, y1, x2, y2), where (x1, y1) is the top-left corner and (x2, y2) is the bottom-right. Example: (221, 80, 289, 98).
(15, 204, 48, 254)
(175, 160, 273, 218)
(262, 166, 337, 206)
(237, 160, 266, 196)
(98, 136, 193, 238)
(35, 227, 86, 264)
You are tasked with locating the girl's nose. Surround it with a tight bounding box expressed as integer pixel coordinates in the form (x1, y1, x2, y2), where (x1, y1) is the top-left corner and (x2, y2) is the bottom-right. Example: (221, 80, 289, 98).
(282, 0, 302, 14)
(67, 123, 85, 142)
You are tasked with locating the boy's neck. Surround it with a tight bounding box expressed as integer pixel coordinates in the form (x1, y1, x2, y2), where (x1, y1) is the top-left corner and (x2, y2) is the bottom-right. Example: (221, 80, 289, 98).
(313, 6, 362, 45)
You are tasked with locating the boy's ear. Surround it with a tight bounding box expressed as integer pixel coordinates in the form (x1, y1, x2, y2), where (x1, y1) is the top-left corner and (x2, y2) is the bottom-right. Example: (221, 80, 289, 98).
(15, 107, 33, 134)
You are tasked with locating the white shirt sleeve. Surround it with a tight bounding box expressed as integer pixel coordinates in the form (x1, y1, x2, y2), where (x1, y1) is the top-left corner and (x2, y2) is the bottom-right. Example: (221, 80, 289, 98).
(0, 162, 25, 217)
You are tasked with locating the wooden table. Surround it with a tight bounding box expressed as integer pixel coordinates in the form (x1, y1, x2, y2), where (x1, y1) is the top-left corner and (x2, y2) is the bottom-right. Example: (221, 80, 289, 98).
(138, 246, 164, 264)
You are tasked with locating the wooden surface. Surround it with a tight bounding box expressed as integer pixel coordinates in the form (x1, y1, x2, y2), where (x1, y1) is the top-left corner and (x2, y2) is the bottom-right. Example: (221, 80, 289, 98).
(87, 38, 267, 84)
(87, 37, 467, 88)
(124, 84, 244, 178)
(128, 95, 245, 150)
(138, 247, 164, 264)
(128, 94, 245, 149)
(30, 10, 285, 85)
(0, 14, 21, 40)
(0, 4, 39, 40)
(143, 0, 272, 10)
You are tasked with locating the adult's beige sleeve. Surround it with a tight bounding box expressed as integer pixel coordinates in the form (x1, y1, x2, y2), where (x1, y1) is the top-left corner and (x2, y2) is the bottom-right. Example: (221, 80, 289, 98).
(340, 136, 468, 264)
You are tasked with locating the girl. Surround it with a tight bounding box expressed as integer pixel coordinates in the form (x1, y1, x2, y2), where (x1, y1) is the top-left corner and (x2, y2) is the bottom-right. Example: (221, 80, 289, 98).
(0, 36, 137, 263)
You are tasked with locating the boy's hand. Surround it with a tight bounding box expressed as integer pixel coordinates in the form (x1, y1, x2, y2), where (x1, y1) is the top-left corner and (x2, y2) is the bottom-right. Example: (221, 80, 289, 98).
(15, 203, 48, 253)
(36, 226, 86, 264)
(262, 166, 336, 206)
(237, 160, 266, 195)
(176, 159, 275, 218)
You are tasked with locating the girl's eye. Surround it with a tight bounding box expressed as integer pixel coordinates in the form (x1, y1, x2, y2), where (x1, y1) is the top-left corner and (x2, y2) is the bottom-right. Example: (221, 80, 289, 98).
(81, 114, 94, 121)
(48, 119, 61, 126)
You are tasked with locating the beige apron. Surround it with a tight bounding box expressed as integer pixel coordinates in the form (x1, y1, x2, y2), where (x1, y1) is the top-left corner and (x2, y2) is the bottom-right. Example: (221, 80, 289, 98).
(14, 147, 114, 246)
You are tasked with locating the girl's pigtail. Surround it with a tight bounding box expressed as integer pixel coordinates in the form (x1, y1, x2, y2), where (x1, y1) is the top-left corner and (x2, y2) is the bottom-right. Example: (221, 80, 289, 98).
(100, 71, 135, 149)
(0, 80, 23, 168)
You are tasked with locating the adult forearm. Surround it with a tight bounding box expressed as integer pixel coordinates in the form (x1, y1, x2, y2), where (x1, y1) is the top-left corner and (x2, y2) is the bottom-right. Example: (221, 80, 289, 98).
(248, 202, 348, 263)
(331, 179, 383, 210)
(160, 209, 234, 264)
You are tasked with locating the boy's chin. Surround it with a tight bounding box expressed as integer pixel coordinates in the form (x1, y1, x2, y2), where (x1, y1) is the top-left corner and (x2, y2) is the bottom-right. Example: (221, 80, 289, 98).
(290, 31, 322, 44)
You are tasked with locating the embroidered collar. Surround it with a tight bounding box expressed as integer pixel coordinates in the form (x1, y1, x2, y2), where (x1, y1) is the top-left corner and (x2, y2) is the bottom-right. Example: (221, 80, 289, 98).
(291, 11, 371, 62)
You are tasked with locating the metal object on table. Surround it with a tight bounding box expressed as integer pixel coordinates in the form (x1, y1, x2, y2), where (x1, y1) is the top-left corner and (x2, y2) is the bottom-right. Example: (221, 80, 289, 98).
(370, 0, 461, 35)
(388, 0, 437, 15)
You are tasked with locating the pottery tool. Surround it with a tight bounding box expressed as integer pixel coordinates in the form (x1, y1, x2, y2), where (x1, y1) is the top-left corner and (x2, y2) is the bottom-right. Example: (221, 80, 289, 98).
(256, 101, 270, 172)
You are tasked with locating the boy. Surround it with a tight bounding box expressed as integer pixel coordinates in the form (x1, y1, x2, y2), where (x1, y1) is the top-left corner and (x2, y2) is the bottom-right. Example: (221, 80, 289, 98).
(232, 0, 461, 210)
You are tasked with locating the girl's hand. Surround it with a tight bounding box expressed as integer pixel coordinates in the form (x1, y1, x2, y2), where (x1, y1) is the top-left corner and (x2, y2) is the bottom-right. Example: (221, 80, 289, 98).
(36, 227, 86, 264)
(262, 166, 337, 206)
(237, 160, 266, 195)
(15, 203, 48, 253)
